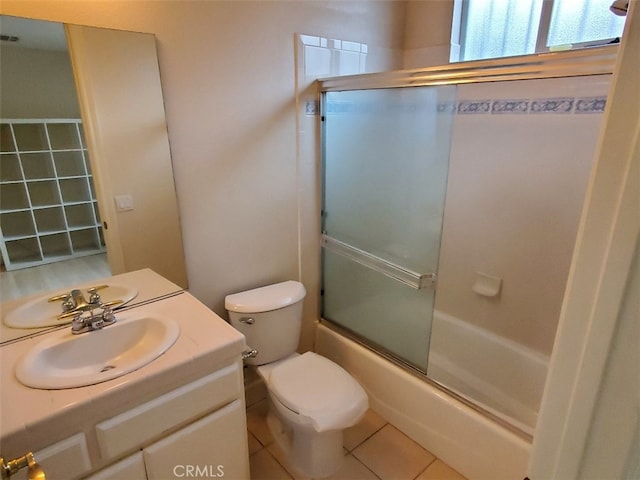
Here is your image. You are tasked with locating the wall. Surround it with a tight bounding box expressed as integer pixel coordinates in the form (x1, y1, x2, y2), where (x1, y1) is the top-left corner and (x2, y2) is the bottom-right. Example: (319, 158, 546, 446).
(0, 46, 80, 118)
(434, 75, 611, 355)
(0, 1, 406, 352)
(403, 0, 455, 68)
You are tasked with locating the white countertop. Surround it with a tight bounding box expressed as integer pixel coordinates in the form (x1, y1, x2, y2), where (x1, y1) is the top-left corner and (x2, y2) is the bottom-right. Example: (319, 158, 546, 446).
(0, 275, 246, 459)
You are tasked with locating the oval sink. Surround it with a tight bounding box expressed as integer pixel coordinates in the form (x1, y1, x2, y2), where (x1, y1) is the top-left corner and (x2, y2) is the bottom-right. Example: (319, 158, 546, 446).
(15, 315, 179, 389)
(3, 284, 138, 329)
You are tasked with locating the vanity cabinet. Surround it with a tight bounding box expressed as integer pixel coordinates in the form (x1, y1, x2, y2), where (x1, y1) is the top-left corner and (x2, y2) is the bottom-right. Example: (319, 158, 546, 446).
(1, 283, 249, 480)
(85, 361, 249, 480)
(0, 119, 104, 270)
(9, 360, 249, 480)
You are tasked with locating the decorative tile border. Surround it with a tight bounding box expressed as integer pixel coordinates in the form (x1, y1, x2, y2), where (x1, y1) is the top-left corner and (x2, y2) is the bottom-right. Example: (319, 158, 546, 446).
(320, 95, 607, 116)
(452, 95, 606, 115)
(530, 97, 574, 114)
(492, 99, 529, 114)
(575, 96, 607, 114)
(436, 101, 457, 114)
(457, 100, 491, 114)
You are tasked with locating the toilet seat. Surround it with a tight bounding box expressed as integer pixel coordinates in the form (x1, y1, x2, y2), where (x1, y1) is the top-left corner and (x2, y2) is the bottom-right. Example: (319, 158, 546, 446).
(267, 352, 368, 432)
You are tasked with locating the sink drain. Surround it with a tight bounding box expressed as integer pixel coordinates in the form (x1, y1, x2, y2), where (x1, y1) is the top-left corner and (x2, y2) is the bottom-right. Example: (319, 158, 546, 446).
(100, 365, 116, 373)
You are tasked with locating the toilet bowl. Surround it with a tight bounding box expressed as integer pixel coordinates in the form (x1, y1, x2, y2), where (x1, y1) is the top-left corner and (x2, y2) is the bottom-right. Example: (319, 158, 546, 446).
(225, 281, 368, 478)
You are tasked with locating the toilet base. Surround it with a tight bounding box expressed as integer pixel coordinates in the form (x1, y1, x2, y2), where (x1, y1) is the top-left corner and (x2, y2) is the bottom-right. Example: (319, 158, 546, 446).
(267, 404, 344, 478)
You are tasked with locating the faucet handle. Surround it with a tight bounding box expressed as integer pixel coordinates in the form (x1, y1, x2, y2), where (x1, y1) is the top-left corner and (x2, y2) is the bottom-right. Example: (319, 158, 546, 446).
(48, 293, 77, 314)
(70, 311, 88, 333)
(100, 299, 123, 309)
(58, 309, 78, 320)
(87, 285, 108, 294)
(98, 300, 121, 327)
(47, 292, 70, 303)
(87, 285, 108, 304)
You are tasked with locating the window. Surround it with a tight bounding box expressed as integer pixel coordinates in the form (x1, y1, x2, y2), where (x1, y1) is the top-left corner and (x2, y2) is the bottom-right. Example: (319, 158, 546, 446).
(451, 0, 627, 62)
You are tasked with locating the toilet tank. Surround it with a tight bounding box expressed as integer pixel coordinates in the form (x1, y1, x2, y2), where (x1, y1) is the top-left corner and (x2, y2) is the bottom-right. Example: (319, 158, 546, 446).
(225, 281, 306, 366)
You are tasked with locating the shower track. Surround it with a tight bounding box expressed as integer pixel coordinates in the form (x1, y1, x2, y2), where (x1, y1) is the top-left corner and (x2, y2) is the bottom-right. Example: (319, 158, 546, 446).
(319, 45, 616, 92)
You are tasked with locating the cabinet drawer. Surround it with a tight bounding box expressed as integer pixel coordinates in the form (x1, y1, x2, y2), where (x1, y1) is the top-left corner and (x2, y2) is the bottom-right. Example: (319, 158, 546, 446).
(25, 433, 91, 480)
(96, 362, 241, 460)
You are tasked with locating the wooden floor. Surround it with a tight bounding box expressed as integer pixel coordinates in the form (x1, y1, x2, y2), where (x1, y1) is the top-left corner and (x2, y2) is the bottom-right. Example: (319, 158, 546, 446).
(0, 254, 111, 303)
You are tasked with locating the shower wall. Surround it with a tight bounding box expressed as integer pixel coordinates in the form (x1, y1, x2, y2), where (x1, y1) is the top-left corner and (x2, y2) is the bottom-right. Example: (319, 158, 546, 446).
(433, 74, 611, 356)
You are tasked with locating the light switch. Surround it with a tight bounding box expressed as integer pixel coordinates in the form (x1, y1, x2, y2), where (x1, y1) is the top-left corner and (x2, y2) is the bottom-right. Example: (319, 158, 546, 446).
(115, 194, 134, 212)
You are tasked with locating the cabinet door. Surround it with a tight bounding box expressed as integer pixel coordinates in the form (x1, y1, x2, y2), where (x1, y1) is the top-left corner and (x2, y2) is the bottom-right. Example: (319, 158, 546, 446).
(84, 452, 146, 480)
(144, 400, 249, 480)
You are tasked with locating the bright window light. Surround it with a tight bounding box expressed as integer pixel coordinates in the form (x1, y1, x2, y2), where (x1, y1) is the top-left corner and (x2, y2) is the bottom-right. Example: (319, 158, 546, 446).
(453, 0, 626, 62)
(547, 0, 626, 47)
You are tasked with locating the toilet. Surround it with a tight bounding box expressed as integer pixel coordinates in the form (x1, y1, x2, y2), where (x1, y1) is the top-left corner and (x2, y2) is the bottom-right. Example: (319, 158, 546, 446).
(225, 280, 368, 478)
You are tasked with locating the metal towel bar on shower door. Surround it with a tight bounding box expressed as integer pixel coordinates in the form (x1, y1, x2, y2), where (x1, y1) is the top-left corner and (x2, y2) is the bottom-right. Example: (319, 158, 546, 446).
(321, 234, 437, 290)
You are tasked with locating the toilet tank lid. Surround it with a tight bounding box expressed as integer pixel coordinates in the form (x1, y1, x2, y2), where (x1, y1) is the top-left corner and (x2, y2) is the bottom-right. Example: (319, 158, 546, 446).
(225, 281, 306, 313)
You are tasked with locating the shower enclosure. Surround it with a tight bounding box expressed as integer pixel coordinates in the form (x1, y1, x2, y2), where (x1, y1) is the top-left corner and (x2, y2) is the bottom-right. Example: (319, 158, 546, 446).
(319, 47, 616, 435)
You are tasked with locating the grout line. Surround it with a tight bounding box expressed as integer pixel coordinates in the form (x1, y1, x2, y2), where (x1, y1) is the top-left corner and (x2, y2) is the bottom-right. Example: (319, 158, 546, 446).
(349, 452, 384, 480)
(346, 420, 389, 453)
(412, 457, 437, 480)
(264, 446, 296, 480)
(252, 448, 294, 480)
(247, 431, 265, 457)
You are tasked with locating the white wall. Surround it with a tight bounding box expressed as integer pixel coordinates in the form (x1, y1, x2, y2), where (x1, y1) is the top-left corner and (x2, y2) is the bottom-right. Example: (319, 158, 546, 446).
(0, 1, 406, 351)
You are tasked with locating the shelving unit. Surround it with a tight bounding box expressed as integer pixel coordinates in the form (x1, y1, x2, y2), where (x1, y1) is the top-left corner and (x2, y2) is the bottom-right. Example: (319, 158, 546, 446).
(0, 119, 105, 271)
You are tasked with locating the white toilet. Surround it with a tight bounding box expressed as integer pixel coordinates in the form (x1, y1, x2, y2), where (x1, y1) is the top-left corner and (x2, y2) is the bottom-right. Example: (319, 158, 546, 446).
(225, 280, 368, 478)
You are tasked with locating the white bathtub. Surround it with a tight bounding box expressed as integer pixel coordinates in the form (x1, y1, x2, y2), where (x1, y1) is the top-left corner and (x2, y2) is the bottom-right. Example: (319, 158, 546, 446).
(315, 322, 533, 480)
(428, 310, 550, 435)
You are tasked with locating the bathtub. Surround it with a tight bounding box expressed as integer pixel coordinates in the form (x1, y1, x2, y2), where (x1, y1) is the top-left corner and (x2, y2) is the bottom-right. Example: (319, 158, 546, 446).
(428, 310, 550, 436)
(315, 321, 533, 480)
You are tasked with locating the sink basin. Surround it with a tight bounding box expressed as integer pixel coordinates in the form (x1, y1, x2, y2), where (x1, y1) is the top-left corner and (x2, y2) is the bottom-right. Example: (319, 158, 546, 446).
(3, 284, 138, 329)
(15, 315, 179, 389)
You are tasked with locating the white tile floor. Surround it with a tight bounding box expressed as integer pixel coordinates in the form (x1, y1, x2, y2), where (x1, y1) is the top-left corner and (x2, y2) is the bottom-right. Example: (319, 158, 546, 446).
(247, 400, 467, 480)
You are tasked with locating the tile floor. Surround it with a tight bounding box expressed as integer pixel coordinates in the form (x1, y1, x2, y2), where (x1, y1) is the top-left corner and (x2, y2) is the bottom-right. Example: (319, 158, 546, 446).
(246, 399, 467, 480)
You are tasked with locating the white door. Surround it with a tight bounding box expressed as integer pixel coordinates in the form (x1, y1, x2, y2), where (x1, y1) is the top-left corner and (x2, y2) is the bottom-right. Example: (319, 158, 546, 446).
(528, 2, 640, 478)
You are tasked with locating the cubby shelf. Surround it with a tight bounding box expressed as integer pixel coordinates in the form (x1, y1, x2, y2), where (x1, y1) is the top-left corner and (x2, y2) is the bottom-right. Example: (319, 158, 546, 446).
(0, 119, 105, 271)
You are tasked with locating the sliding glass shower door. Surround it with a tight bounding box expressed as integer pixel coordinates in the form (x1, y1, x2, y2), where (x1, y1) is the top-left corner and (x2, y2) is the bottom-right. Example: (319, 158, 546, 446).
(321, 86, 456, 371)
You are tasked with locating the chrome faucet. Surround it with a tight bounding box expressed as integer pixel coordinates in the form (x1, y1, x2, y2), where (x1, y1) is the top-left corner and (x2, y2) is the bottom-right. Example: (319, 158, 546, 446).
(49, 285, 109, 315)
(68, 300, 121, 335)
(49, 285, 123, 334)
